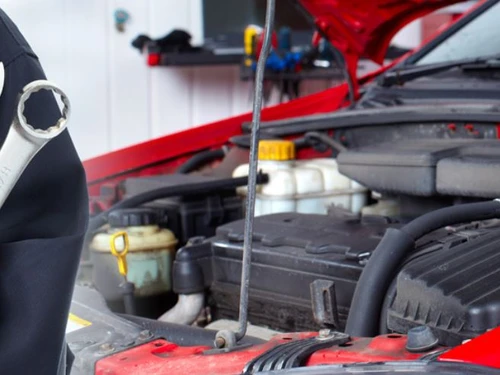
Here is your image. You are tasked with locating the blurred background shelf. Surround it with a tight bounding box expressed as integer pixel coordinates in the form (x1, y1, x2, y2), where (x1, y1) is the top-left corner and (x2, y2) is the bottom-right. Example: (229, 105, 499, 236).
(240, 65, 344, 81)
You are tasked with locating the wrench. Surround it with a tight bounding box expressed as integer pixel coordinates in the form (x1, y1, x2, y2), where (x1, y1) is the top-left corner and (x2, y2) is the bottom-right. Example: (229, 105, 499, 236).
(0, 80, 70, 209)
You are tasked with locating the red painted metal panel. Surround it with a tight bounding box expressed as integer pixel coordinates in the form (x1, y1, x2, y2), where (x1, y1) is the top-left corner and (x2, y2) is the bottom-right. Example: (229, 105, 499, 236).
(439, 327, 500, 369)
(96, 333, 434, 375)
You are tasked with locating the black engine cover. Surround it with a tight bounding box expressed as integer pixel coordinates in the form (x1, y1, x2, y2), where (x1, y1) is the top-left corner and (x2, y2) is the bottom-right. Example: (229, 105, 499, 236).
(388, 227, 500, 346)
(173, 212, 394, 332)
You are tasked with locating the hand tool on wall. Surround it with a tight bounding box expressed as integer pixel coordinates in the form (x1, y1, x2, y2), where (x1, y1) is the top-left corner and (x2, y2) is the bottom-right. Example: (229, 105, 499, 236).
(244, 25, 261, 67)
(248, 26, 305, 102)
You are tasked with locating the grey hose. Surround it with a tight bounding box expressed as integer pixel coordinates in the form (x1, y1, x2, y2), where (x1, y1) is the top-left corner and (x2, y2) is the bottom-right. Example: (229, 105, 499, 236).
(158, 293, 204, 326)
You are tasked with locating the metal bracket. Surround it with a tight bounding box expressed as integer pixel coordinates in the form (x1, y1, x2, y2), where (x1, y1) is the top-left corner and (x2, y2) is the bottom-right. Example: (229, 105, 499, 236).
(310, 280, 340, 329)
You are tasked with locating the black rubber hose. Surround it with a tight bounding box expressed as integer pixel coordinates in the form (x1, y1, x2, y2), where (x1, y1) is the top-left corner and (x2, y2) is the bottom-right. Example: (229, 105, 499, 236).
(121, 282, 137, 316)
(402, 200, 500, 240)
(88, 174, 269, 232)
(119, 314, 265, 347)
(229, 131, 280, 149)
(346, 200, 500, 337)
(177, 149, 225, 174)
(304, 132, 347, 153)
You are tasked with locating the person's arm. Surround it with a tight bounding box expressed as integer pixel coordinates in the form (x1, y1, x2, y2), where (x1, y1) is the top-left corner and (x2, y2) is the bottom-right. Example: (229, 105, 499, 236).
(0, 9, 89, 375)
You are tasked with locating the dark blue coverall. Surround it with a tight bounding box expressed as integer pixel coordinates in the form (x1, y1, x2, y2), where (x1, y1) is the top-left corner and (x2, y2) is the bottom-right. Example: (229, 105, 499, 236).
(0, 8, 89, 375)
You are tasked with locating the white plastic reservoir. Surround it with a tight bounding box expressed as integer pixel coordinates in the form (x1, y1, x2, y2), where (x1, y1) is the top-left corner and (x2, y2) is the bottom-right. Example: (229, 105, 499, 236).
(233, 140, 367, 216)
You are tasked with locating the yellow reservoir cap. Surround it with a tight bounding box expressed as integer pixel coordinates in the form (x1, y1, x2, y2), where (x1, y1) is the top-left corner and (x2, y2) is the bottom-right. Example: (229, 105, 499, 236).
(258, 140, 296, 161)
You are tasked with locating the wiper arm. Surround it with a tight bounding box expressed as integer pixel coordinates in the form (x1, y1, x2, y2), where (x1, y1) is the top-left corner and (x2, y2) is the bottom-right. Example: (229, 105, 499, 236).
(379, 54, 500, 87)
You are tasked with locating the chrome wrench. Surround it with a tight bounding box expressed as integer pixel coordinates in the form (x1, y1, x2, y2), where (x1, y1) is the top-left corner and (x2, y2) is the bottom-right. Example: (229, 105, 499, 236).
(0, 80, 70, 208)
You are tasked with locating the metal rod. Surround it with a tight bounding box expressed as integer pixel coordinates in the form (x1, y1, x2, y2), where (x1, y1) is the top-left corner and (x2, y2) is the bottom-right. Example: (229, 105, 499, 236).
(235, 0, 276, 342)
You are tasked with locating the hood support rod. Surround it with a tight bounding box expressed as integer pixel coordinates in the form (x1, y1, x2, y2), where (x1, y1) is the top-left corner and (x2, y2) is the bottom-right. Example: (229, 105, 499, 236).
(214, 0, 276, 349)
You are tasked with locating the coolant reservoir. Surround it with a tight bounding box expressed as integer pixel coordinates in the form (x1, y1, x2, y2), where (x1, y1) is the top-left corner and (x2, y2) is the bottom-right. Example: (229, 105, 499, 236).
(233, 140, 367, 216)
(90, 208, 177, 315)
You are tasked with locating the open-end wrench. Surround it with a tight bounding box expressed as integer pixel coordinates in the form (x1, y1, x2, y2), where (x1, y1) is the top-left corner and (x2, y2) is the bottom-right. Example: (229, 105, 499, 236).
(0, 80, 70, 209)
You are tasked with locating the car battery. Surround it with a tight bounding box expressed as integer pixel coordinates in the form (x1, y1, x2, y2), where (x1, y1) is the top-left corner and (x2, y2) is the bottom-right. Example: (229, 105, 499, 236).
(172, 211, 397, 332)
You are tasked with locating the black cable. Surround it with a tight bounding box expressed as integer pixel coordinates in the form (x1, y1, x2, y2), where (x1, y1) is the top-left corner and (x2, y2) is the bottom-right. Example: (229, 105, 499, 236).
(231, 133, 344, 153)
(304, 132, 347, 153)
(330, 44, 356, 107)
(402, 201, 500, 240)
(176, 148, 225, 174)
(118, 314, 264, 347)
(230, 131, 280, 149)
(346, 199, 500, 337)
(88, 174, 269, 232)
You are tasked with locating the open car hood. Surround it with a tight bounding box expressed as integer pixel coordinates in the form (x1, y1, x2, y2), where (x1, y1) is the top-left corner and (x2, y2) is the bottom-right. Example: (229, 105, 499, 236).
(298, 0, 470, 65)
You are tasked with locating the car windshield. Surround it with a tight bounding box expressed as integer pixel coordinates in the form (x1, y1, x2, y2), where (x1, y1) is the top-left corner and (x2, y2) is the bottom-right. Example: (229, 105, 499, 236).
(415, 1, 500, 65)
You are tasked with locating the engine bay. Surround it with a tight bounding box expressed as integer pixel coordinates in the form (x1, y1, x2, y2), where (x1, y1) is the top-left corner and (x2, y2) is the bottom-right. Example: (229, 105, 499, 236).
(78, 125, 500, 369)
(72, 1, 500, 373)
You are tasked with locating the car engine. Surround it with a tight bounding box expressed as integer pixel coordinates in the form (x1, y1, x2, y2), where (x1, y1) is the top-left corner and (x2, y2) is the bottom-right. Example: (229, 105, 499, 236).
(75, 1, 500, 371)
(83, 133, 500, 352)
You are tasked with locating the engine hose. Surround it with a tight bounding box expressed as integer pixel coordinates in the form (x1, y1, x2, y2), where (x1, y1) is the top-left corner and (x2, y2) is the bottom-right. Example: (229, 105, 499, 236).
(346, 199, 500, 337)
(229, 132, 280, 149)
(118, 314, 265, 347)
(177, 148, 225, 174)
(88, 174, 269, 232)
(231, 133, 314, 151)
(304, 132, 347, 153)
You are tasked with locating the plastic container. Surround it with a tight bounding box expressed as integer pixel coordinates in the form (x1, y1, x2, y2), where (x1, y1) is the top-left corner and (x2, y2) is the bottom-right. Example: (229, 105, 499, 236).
(91, 208, 178, 302)
(121, 174, 244, 245)
(233, 140, 367, 216)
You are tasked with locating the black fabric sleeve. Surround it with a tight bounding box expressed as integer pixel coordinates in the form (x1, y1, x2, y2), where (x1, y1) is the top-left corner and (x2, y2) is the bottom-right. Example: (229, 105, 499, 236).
(0, 9, 89, 375)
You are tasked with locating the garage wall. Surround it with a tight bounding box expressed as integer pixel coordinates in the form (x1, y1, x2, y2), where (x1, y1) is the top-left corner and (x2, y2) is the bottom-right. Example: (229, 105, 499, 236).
(0, 0, 419, 161)
(2, 0, 233, 160)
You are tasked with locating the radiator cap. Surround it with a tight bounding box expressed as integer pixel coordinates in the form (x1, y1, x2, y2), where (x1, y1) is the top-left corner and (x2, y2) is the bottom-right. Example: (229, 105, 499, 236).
(258, 140, 295, 161)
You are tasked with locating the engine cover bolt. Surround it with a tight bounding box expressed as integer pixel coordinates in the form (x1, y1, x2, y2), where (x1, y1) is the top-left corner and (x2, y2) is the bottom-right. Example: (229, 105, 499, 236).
(318, 329, 332, 338)
(99, 343, 114, 353)
(138, 330, 153, 341)
(215, 337, 226, 348)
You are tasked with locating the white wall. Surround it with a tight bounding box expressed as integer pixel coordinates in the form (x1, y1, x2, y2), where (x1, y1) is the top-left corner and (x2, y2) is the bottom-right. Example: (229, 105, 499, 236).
(0, 0, 421, 160)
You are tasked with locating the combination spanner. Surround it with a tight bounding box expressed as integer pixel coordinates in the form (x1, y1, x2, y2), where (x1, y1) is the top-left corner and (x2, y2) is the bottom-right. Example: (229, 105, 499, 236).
(0, 80, 71, 208)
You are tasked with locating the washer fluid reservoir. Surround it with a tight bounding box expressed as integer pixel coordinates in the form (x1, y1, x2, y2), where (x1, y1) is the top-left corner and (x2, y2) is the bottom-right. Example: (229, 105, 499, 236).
(90, 208, 178, 316)
(233, 140, 367, 216)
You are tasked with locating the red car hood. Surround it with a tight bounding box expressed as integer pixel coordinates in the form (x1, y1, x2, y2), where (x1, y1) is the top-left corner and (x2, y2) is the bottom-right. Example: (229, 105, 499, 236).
(299, 0, 469, 65)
